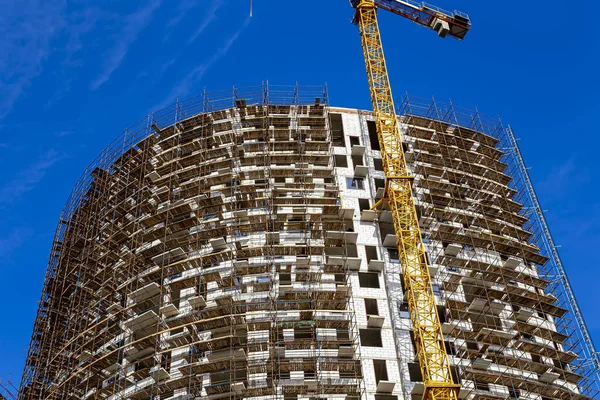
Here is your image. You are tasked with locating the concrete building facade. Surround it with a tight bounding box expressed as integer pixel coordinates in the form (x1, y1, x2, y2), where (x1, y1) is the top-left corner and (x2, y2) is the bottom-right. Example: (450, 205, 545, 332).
(19, 85, 599, 400)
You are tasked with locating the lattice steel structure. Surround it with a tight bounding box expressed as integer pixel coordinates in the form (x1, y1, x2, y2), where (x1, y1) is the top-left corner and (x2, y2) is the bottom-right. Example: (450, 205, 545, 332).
(19, 85, 599, 400)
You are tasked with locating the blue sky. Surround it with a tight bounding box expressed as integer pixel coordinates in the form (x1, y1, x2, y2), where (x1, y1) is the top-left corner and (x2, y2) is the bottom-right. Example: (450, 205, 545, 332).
(0, 0, 599, 389)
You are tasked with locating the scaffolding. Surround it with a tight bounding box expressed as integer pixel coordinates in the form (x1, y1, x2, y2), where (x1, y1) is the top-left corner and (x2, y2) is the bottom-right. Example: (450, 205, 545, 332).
(19, 84, 365, 400)
(18, 85, 599, 400)
(395, 95, 600, 400)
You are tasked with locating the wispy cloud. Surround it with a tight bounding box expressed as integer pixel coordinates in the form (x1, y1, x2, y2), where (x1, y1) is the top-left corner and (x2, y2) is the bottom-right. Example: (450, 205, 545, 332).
(0, 0, 66, 119)
(55, 130, 74, 138)
(156, 0, 224, 80)
(0, 227, 33, 260)
(166, 0, 201, 29)
(537, 157, 586, 201)
(153, 17, 251, 111)
(0, 149, 64, 205)
(44, 6, 106, 108)
(91, 1, 162, 90)
(186, 0, 224, 45)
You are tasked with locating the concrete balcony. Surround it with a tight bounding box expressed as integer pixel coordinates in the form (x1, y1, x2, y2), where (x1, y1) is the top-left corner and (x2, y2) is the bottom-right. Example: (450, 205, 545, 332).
(149, 365, 171, 381)
(160, 303, 179, 318)
(383, 234, 397, 248)
(472, 357, 492, 370)
(327, 255, 361, 269)
(326, 231, 358, 244)
(367, 315, 385, 328)
(207, 348, 246, 362)
(77, 350, 92, 364)
(187, 295, 206, 309)
(420, 217, 435, 230)
(503, 256, 521, 269)
(305, 379, 318, 390)
(123, 310, 159, 332)
(232, 382, 246, 394)
(152, 247, 186, 266)
(354, 165, 369, 177)
(296, 256, 310, 269)
(539, 369, 560, 383)
(279, 285, 294, 294)
(468, 298, 505, 315)
(339, 208, 354, 220)
(477, 327, 515, 340)
(444, 243, 462, 256)
(146, 171, 161, 182)
(361, 209, 377, 221)
(351, 144, 365, 156)
(515, 307, 534, 322)
(428, 264, 439, 278)
(368, 260, 384, 272)
(210, 237, 227, 251)
(129, 282, 161, 304)
(376, 380, 395, 393)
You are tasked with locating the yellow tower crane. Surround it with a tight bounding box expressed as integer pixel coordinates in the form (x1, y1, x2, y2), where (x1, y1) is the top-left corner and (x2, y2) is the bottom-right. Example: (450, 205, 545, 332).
(349, 1, 471, 399)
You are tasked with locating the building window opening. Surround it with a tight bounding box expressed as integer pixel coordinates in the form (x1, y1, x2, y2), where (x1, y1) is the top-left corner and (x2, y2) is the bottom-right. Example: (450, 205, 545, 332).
(365, 245, 379, 262)
(347, 177, 364, 190)
(408, 362, 422, 382)
(388, 248, 400, 263)
(365, 298, 379, 315)
(360, 328, 383, 347)
(373, 359, 388, 383)
(367, 120, 380, 151)
(335, 154, 348, 168)
(359, 198, 371, 211)
(330, 113, 345, 147)
(398, 302, 410, 319)
(358, 272, 380, 288)
(351, 154, 364, 167)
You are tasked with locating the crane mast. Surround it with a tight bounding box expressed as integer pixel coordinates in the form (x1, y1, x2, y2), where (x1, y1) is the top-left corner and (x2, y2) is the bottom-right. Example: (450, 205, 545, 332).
(352, 0, 470, 399)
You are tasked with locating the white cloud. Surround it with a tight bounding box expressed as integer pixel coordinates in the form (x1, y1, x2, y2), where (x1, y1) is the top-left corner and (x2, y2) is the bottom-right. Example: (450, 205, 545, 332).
(91, 1, 162, 90)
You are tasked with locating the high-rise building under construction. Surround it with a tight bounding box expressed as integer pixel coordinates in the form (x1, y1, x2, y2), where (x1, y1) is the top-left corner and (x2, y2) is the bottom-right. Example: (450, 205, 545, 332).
(19, 85, 600, 400)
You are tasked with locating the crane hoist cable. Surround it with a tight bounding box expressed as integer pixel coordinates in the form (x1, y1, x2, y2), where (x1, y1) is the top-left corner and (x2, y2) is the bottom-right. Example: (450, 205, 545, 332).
(350, 1, 470, 399)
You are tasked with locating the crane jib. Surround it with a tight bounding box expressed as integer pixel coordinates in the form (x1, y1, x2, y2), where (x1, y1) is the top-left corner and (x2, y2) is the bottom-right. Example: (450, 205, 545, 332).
(351, 0, 471, 40)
